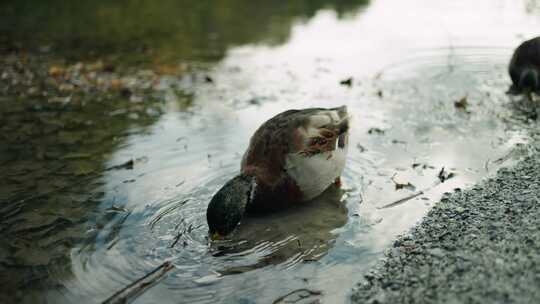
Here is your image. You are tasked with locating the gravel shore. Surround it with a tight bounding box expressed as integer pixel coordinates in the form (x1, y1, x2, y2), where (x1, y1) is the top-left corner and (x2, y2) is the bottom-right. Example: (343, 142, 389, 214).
(351, 152, 540, 303)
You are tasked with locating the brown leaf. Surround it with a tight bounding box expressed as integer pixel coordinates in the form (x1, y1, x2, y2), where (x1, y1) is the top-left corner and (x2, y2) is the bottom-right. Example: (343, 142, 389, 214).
(454, 95, 468, 109)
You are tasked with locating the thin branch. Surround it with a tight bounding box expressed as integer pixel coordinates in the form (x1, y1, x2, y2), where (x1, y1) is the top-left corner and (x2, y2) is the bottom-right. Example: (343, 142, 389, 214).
(378, 191, 424, 209)
(102, 261, 174, 304)
(272, 288, 322, 304)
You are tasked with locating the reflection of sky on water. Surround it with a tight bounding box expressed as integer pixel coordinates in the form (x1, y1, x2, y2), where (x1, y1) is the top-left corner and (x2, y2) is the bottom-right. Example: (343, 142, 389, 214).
(57, 0, 540, 303)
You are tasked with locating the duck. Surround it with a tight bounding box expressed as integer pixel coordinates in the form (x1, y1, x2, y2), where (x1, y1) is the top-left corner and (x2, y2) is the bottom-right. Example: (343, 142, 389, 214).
(206, 106, 350, 239)
(508, 36, 540, 98)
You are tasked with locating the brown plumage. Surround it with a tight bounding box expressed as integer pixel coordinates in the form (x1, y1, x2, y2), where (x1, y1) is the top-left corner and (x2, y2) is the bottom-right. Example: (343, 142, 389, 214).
(207, 106, 349, 237)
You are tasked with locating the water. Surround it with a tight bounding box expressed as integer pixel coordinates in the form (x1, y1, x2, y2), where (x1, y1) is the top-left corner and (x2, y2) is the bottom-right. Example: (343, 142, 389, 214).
(1, 0, 540, 303)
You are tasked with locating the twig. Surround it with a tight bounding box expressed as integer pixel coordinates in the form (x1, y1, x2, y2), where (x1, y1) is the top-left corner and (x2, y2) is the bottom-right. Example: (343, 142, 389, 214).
(272, 288, 322, 304)
(149, 199, 189, 230)
(169, 232, 183, 248)
(378, 191, 424, 209)
(105, 159, 134, 171)
(102, 261, 174, 304)
(105, 211, 132, 250)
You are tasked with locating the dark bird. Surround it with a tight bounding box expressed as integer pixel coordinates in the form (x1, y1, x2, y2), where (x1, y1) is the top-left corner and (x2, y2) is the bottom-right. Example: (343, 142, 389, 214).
(508, 36, 540, 99)
(206, 106, 350, 239)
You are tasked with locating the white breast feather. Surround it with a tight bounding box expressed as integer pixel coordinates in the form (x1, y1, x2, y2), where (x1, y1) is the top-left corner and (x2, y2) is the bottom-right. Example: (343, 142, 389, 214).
(285, 146, 347, 201)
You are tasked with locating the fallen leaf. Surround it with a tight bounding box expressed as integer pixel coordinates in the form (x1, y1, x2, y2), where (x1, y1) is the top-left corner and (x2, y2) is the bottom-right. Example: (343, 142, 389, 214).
(454, 95, 468, 110)
(48, 65, 64, 77)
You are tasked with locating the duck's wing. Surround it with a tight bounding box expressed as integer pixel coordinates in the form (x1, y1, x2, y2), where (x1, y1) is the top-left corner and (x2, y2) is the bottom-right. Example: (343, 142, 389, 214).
(241, 106, 349, 186)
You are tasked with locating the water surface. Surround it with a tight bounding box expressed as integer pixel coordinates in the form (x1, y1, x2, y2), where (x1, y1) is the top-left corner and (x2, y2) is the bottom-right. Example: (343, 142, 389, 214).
(1, 0, 540, 303)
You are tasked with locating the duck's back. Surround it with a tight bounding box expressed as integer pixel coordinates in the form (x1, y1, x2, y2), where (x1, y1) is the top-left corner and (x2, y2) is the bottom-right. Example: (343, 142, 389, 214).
(509, 37, 540, 85)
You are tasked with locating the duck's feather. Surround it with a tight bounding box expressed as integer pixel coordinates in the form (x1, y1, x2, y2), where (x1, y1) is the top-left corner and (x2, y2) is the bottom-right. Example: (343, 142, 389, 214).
(241, 106, 349, 206)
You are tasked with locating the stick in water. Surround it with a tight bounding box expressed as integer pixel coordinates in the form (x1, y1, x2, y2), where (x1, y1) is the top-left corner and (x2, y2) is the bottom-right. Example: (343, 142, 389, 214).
(378, 191, 424, 209)
(102, 261, 175, 304)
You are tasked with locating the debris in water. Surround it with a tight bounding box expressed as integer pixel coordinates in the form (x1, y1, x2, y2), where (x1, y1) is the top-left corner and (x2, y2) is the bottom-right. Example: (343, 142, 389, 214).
(412, 162, 435, 170)
(379, 191, 424, 209)
(149, 199, 189, 230)
(368, 127, 385, 135)
(454, 95, 469, 110)
(106, 205, 129, 213)
(339, 77, 353, 87)
(106, 159, 134, 171)
(437, 166, 456, 183)
(356, 143, 366, 152)
(176, 137, 189, 150)
(391, 173, 416, 191)
(102, 261, 174, 304)
(272, 288, 323, 304)
(169, 231, 183, 248)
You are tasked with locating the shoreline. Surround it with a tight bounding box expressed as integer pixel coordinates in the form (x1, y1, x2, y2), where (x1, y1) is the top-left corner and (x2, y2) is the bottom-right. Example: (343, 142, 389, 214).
(351, 148, 540, 303)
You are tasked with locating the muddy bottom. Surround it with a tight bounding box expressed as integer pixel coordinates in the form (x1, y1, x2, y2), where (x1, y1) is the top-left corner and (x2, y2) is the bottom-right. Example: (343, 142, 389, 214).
(1, 0, 540, 303)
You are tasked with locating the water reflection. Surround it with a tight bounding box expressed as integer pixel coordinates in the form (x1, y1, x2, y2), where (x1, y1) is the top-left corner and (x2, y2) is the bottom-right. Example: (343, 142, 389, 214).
(0, 93, 163, 302)
(0, 0, 368, 63)
(216, 185, 348, 272)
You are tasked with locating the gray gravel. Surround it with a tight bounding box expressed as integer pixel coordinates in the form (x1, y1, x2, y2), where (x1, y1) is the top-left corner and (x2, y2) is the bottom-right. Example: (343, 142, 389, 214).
(351, 153, 540, 304)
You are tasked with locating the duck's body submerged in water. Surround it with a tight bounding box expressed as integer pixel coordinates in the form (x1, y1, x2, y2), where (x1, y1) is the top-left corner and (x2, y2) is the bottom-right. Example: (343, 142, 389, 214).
(206, 106, 350, 238)
(508, 36, 540, 98)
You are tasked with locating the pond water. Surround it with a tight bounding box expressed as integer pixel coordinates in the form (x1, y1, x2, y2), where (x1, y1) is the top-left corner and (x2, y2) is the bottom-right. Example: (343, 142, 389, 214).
(2, 0, 540, 303)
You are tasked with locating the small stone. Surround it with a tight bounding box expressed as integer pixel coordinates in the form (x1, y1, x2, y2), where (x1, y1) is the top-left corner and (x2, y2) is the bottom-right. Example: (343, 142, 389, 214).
(428, 248, 444, 258)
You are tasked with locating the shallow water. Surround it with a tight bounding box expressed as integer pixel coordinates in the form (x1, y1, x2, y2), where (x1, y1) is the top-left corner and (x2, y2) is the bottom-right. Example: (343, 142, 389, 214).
(2, 0, 540, 303)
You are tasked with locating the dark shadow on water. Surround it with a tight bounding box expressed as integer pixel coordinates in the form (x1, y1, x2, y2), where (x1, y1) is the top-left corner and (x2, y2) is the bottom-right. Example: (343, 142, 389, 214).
(0, 93, 164, 302)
